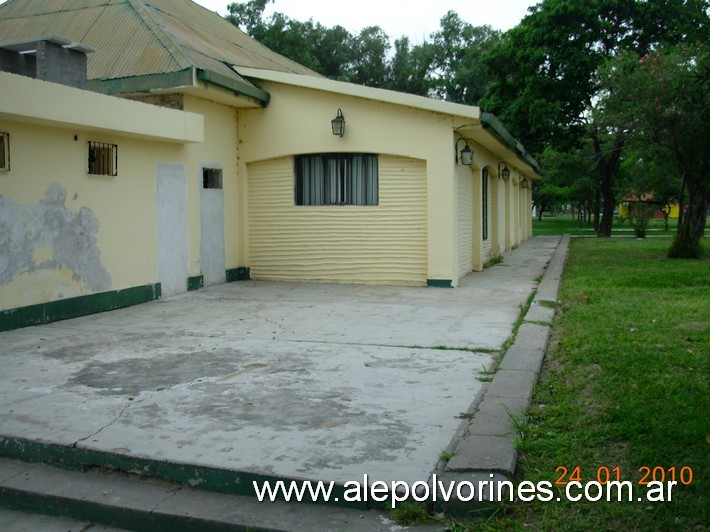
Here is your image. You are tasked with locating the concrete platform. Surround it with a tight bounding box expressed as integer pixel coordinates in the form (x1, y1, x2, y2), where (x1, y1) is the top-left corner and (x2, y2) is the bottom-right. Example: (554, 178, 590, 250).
(0, 236, 563, 525)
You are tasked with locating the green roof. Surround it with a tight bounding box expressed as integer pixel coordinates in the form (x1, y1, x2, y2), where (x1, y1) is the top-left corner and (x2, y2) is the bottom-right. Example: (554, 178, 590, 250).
(0, 0, 319, 104)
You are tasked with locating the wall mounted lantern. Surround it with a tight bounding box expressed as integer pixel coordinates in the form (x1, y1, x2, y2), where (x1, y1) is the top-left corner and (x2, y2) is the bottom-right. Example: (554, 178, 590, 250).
(521, 177, 529, 188)
(498, 162, 511, 180)
(455, 138, 474, 165)
(331, 109, 346, 137)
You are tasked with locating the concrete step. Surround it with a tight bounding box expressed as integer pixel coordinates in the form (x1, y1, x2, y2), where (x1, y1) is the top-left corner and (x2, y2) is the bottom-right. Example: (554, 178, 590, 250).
(0, 507, 127, 532)
(0, 458, 431, 532)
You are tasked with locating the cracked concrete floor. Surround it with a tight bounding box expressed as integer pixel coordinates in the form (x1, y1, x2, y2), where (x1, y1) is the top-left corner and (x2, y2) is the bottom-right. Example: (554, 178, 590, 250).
(0, 237, 560, 485)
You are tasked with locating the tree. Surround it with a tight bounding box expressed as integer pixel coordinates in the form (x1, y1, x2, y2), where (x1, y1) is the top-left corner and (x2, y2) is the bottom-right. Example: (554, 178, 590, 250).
(226, 0, 271, 33)
(227, 1, 357, 79)
(598, 44, 709, 257)
(428, 12, 501, 105)
(225, 1, 504, 98)
(386, 37, 433, 96)
(538, 145, 597, 224)
(227, 1, 396, 88)
(350, 26, 391, 88)
(481, 0, 708, 236)
(619, 142, 680, 231)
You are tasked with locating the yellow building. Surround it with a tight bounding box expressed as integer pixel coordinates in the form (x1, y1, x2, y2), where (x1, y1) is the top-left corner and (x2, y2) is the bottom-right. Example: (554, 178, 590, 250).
(0, 0, 542, 331)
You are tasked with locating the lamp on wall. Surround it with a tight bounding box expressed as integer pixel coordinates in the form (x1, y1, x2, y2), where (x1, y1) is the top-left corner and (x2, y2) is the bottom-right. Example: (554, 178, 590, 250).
(455, 138, 474, 165)
(331, 109, 346, 137)
(521, 177, 529, 188)
(498, 162, 511, 180)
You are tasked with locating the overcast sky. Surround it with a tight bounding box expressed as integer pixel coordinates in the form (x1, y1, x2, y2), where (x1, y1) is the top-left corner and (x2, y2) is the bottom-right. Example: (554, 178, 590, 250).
(195, 0, 539, 42)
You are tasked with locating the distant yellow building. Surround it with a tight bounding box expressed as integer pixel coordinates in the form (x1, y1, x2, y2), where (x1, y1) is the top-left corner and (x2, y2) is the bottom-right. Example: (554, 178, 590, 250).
(619, 198, 679, 219)
(0, 0, 542, 331)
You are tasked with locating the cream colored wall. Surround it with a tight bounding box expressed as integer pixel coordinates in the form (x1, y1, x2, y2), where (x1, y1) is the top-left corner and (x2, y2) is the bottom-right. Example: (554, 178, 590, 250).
(0, 119, 185, 309)
(513, 178, 520, 247)
(0, 72, 203, 144)
(247, 155, 427, 285)
(238, 82, 457, 283)
(181, 96, 240, 275)
(527, 185, 534, 237)
(504, 179, 512, 252)
(470, 148, 511, 265)
(481, 169, 493, 264)
(497, 179, 507, 253)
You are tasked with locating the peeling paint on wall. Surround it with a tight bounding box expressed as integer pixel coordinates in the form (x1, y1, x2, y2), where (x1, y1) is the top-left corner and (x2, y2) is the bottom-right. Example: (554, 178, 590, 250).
(0, 183, 111, 309)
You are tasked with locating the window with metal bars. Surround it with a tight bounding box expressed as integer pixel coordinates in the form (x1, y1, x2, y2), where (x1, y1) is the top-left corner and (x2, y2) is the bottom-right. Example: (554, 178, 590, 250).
(88, 141, 118, 176)
(295, 153, 378, 206)
(203, 167, 223, 189)
(0, 132, 9, 171)
(482, 168, 489, 241)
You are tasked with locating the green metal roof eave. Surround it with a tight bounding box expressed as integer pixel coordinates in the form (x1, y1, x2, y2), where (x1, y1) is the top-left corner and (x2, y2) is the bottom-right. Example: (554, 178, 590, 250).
(481, 111, 545, 177)
(87, 69, 196, 95)
(196, 69, 269, 107)
(86, 68, 270, 106)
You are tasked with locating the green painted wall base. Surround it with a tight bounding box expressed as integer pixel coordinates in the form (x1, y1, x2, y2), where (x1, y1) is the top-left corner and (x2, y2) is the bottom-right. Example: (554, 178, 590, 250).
(226, 267, 250, 282)
(187, 275, 204, 291)
(427, 279, 454, 288)
(0, 283, 161, 332)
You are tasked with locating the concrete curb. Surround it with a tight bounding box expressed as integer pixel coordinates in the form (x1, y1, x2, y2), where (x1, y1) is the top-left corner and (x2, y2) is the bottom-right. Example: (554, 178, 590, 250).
(436, 235, 570, 514)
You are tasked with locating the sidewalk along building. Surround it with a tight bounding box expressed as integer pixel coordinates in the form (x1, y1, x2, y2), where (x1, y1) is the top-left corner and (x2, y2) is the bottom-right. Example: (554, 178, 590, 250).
(0, 0, 542, 331)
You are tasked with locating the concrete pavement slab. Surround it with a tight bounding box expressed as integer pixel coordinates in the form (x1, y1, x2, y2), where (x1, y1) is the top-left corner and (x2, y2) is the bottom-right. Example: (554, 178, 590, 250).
(0, 236, 562, 518)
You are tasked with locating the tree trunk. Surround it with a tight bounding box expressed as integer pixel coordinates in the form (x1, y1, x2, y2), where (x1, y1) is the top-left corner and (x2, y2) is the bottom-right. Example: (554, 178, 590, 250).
(592, 131, 624, 238)
(598, 173, 616, 237)
(669, 177, 709, 258)
(593, 190, 601, 231)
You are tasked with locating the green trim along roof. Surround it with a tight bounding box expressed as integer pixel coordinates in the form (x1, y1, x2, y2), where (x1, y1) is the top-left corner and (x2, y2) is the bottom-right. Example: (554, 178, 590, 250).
(481, 112, 544, 176)
(0, 0, 318, 104)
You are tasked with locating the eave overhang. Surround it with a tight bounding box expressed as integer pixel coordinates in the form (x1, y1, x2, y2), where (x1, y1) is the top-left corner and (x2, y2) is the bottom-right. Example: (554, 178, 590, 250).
(480, 112, 544, 177)
(87, 67, 270, 108)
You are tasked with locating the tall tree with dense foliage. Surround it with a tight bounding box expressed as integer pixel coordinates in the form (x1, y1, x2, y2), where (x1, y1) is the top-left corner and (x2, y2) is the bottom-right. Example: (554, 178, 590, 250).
(539, 145, 599, 225)
(225, 1, 502, 99)
(428, 12, 501, 105)
(227, 0, 356, 80)
(386, 36, 433, 96)
(350, 26, 391, 88)
(481, 0, 708, 236)
(598, 44, 709, 257)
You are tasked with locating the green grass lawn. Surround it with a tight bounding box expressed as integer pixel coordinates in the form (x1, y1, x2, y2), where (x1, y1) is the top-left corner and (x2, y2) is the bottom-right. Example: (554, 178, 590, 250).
(450, 238, 709, 530)
(532, 215, 679, 236)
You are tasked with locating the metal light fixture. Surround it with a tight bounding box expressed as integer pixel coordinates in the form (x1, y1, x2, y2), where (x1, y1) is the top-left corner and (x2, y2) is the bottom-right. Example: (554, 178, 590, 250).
(521, 177, 529, 188)
(498, 162, 510, 180)
(331, 109, 345, 137)
(455, 138, 474, 165)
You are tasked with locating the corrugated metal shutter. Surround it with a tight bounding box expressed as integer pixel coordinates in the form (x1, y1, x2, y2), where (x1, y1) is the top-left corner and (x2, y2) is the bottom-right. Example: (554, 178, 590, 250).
(456, 167, 473, 278)
(248, 155, 427, 285)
